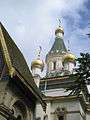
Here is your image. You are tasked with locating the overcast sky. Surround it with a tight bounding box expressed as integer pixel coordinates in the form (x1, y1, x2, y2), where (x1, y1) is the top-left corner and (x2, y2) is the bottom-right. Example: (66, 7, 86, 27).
(0, 0, 90, 73)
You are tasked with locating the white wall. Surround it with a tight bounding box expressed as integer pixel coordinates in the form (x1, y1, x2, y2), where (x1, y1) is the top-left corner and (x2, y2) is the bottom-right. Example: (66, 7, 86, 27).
(36, 99, 84, 120)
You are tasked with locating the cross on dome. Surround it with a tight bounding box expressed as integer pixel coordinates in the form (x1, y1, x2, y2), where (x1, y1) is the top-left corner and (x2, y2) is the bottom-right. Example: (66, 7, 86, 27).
(58, 18, 61, 27)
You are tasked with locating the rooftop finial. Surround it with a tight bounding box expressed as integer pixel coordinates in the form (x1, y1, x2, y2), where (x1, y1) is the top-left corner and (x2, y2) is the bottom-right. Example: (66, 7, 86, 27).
(68, 40, 70, 52)
(38, 46, 42, 58)
(55, 18, 64, 37)
(58, 18, 61, 27)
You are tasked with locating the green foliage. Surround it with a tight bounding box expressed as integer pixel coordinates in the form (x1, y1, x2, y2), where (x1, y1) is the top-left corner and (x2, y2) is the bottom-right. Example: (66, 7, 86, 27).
(66, 53, 90, 100)
(87, 33, 90, 38)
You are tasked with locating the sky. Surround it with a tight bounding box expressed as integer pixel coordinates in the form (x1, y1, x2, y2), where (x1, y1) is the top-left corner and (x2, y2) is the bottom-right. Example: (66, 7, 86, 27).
(0, 0, 90, 74)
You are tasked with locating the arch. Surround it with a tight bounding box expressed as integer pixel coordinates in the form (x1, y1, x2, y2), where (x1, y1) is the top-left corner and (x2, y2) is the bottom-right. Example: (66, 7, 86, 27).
(12, 100, 29, 120)
(16, 115, 22, 120)
(53, 61, 56, 70)
(10, 98, 32, 120)
(49, 61, 54, 71)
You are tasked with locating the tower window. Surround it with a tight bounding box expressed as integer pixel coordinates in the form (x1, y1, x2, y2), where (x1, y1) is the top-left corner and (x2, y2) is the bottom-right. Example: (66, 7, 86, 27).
(58, 116, 64, 120)
(53, 61, 56, 70)
(16, 115, 22, 120)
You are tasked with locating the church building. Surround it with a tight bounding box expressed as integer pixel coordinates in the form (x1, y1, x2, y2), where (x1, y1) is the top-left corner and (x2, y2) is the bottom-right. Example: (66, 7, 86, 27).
(0, 22, 46, 120)
(31, 22, 90, 120)
(0, 20, 90, 120)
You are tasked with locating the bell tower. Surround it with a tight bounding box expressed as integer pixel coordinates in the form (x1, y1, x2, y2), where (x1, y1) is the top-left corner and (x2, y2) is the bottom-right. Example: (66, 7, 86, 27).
(46, 20, 67, 77)
(46, 19, 76, 77)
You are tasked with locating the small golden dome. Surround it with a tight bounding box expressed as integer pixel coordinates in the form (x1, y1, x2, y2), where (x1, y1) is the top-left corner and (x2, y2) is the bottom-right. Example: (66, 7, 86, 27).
(31, 58, 44, 71)
(55, 26, 64, 35)
(63, 53, 76, 64)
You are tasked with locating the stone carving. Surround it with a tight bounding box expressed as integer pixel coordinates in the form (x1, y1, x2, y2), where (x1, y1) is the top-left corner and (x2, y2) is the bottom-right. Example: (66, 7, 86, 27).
(54, 107, 66, 120)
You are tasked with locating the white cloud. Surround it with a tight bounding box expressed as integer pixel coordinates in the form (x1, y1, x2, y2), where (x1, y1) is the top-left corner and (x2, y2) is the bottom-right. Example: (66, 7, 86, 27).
(0, 0, 89, 75)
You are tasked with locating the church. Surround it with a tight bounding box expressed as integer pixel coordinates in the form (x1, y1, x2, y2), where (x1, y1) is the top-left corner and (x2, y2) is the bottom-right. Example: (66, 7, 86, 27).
(0, 22, 46, 120)
(31, 23, 90, 120)
(0, 21, 90, 120)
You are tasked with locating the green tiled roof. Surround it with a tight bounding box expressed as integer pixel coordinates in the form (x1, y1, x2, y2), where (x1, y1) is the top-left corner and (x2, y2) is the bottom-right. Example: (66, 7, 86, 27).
(0, 22, 46, 110)
(49, 37, 67, 54)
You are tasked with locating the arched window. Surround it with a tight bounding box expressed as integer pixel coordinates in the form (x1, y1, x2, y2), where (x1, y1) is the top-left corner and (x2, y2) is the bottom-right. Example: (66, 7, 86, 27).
(17, 115, 22, 120)
(58, 116, 64, 120)
(12, 100, 28, 120)
(53, 61, 56, 70)
(49, 62, 54, 71)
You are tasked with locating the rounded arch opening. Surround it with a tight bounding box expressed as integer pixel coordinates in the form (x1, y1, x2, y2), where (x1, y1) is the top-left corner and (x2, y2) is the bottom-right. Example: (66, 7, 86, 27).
(12, 100, 28, 120)
(17, 115, 22, 120)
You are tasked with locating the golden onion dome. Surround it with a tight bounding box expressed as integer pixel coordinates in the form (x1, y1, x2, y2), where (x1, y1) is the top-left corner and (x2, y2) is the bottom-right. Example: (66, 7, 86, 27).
(63, 53, 76, 64)
(55, 26, 64, 35)
(31, 58, 44, 71)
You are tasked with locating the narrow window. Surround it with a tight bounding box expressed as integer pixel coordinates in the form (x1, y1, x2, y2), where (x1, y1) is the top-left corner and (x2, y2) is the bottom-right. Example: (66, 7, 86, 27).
(58, 116, 64, 120)
(53, 61, 56, 70)
(17, 115, 22, 120)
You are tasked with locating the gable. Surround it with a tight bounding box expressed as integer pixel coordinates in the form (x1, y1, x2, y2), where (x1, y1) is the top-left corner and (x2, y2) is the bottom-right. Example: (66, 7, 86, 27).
(0, 42, 6, 77)
(0, 22, 46, 111)
(0, 44, 4, 73)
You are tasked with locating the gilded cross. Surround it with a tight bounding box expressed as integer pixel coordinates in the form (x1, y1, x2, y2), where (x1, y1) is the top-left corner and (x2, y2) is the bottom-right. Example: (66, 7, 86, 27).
(58, 18, 61, 27)
(38, 46, 42, 57)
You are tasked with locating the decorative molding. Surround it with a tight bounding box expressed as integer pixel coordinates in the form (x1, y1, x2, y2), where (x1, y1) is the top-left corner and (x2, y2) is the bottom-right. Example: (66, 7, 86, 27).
(0, 27, 15, 78)
(55, 106, 66, 115)
(41, 76, 69, 82)
(43, 95, 79, 101)
(53, 107, 66, 120)
(0, 104, 16, 120)
(51, 110, 80, 114)
(51, 109, 86, 120)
